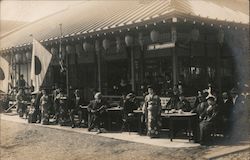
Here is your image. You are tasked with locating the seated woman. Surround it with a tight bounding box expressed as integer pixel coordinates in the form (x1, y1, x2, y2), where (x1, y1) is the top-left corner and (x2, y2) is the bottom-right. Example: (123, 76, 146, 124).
(176, 93, 191, 112)
(87, 92, 109, 133)
(166, 87, 180, 110)
(199, 96, 219, 144)
(142, 86, 161, 138)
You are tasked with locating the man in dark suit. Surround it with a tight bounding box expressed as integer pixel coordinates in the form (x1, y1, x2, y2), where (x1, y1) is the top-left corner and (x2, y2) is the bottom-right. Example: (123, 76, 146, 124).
(220, 92, 233, 136)
(87, 92, 109, 133)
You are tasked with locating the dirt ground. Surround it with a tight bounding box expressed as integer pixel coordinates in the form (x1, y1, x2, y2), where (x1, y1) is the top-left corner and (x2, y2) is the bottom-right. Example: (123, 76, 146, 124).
(0, 120, 249, 160)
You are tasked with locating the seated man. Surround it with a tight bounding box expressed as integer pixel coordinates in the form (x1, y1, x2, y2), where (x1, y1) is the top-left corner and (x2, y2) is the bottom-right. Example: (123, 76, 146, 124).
(199, 96, 219, 144)
(69, 89, 83, 128)
(87, 92, 109, 133)
(176, 93, 191, 112)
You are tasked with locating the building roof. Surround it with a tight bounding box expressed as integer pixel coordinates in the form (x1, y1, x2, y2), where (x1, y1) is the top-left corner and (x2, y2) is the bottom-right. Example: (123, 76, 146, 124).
(0, 0, 249, 50)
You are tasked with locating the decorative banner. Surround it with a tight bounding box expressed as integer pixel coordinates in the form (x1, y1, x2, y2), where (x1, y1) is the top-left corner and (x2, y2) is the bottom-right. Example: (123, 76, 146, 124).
(0, 56, 9, 93)
(31, 38, 52, 92)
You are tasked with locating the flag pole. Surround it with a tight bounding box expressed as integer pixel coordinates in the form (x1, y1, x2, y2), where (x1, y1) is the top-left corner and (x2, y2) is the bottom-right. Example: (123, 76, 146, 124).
(59, 24, 69, 97)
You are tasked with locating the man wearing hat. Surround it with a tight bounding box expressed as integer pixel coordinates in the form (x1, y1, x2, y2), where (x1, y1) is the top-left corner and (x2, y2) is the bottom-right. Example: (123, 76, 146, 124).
(176, 93, 191, 112)
(199, 96, 219, 144)
(69, 89, 83, 128)
(87, 92, 109, 133)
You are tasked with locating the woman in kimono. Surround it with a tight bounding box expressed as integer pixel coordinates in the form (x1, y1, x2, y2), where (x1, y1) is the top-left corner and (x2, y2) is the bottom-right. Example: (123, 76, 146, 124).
(143, 86, 161, 138)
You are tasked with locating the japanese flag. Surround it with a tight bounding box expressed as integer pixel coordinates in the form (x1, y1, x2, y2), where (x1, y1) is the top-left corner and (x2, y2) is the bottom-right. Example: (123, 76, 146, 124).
(31, 38, 52, 92)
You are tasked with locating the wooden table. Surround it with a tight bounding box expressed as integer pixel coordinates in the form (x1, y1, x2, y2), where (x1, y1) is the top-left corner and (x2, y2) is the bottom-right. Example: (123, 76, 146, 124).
(161, 112, 198, 141)
(133, 110, 143, 135)
(106, 107, 123, 131)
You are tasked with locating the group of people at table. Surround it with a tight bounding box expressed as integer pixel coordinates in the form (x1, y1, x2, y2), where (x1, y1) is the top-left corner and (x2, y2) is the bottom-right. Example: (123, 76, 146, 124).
(14, 82, 249, 145)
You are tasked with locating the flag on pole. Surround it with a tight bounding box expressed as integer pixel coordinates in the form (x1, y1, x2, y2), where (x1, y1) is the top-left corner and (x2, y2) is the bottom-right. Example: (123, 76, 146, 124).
(0, 56, 9, 93)
(31, 38, 52, 92)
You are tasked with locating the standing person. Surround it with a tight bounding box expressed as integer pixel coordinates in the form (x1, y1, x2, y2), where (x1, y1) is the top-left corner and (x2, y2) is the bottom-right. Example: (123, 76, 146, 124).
(87, 92, 109, 133)
(40, 89, 50, 125)
(199, 96, 219, 144)
(52, 87, 60, 123)
(143, 86, 161, 138)
(16, 88, 27, 118)
(27, 93, 37, 123)
(16, 74, 26, 89)
(118, 79, 130, 96)
(69, 89, 83, 128)
(220, 92, 233, 137)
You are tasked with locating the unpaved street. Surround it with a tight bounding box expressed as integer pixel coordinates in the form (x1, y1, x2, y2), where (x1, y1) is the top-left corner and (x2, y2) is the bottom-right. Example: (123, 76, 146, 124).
(0, 120, 207, 160)
(1, 119, 249, 160)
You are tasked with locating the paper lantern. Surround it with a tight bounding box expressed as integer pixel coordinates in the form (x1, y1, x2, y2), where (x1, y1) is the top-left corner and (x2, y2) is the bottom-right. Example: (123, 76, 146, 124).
(95, 40, 100, 52)
(15, 53, 22, 63)
(83, 42, 91, 52)
(116, 37, 121, 52)
(138, 32, 144, 47)
(217, 30, 224, 44)
(150, 30, 159, 43)
(25, 51, 32, 61)
(125, 35, 133, 47)
(75, 44, 82, 55)
(22, 53, 27, 63)
(191, 28, 199, 41)
(171, 27, 177, 42)
(102, 39, 110, 50)
(66, 45, 74, 54)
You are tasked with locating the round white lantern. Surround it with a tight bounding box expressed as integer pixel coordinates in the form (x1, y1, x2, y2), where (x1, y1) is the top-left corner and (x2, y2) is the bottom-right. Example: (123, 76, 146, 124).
(83, 42, 91, 52)
(138, 32, 144, 47)
(116, 37, 121, 52)
(15, 53, 22, 63)
(25, 51, 32, 61)
(171, 26, 177, 42)
(191, 28, 199, 41)
(66, 45, 73, 54)
(150, 30, 159, 43)
(217, 30, 224, 44)
(95, 40, 100, 52)
(125, 35, 133, 47)
(75, 44, 82, 55)
(102, 39, 110, 50)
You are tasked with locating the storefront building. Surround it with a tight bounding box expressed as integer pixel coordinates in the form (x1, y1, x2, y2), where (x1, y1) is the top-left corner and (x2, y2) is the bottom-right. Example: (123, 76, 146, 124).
(0, 1, 249, 100)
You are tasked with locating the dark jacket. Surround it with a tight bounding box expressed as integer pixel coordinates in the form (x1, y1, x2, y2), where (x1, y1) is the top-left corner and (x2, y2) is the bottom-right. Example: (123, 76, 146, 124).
(176, 99, 191, 112)
(87, 99, 109, 113)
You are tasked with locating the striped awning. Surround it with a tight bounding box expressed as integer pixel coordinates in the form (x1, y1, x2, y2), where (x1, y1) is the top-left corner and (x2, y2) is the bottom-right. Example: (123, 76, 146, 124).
(0, 0, 248, 50)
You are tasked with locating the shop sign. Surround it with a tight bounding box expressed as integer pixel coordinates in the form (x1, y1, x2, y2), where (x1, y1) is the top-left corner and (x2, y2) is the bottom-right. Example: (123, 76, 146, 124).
(147, 42, 175, 51)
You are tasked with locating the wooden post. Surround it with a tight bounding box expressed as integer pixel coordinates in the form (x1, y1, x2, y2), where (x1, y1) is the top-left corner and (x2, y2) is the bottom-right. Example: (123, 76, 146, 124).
(172, 47, 178, 85)
(171, 26, 178, 85)
(97, 51, 102, 92)
(66, 53, 69, 97)
(216, 44, 222, 93)
(131, 46, 135, 91)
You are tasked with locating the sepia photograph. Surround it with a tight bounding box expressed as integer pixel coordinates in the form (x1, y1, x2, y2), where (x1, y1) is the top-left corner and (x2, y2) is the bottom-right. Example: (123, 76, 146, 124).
(0, 0, 249, 159)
